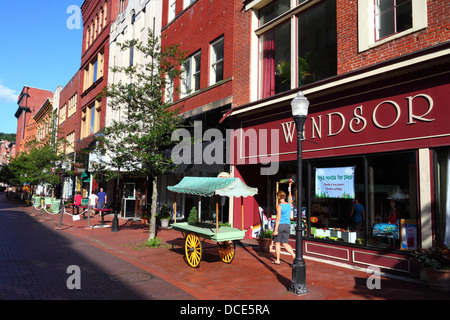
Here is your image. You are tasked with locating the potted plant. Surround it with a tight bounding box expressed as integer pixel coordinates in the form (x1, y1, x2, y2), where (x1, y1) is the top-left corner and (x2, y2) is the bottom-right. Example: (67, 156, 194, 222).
(158, 204, 171, 228)
(411, 239, 450, 292)
(139, 210, 150, 224)
(257, 229, 274, 252)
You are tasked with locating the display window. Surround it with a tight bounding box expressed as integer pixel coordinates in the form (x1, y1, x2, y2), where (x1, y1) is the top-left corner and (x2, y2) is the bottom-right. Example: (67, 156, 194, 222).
(265, 151, 418, 250)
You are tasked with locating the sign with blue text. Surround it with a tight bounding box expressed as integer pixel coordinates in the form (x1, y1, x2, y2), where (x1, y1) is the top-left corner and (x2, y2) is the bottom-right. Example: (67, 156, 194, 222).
(315, 166, 355, 199)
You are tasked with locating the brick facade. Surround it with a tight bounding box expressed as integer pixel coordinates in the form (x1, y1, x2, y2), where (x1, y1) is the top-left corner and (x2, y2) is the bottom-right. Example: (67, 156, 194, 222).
(58, 70, 81, 151)
(337, 0, 450, 74)
(161, 0, 241, 115)
(78, 0, 119, 151)
(14, 87, 53, 155)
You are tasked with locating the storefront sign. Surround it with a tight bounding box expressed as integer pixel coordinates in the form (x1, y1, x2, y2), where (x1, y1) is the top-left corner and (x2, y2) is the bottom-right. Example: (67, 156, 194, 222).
(233, 82, 450, 164)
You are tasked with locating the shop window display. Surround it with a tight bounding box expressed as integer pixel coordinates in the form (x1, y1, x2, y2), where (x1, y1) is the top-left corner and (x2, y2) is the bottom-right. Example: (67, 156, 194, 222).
(267, 151, 418, 249)
(309, 158, 365, 244)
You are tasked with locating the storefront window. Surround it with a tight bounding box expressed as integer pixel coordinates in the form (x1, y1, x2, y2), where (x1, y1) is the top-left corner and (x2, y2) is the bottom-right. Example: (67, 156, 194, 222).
(309, 157, 365, 245)
(267, 151, 418, 249)
(297, 0, 337, 86)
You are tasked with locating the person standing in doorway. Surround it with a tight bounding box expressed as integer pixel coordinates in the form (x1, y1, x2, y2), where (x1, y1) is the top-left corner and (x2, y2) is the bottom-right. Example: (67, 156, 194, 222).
(273, 191, 296, 265)
(97, 188, 107, 209)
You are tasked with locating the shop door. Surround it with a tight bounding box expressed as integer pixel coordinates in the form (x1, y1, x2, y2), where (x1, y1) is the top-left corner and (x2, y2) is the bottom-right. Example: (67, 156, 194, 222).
(123, 183, 136, 218)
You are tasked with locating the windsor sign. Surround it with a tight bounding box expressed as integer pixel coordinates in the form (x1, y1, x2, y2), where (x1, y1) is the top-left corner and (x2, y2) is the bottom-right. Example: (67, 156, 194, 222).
(171, 87, 449, 171)
(280, 93, 435, 143)
(235, 85, 450, 162)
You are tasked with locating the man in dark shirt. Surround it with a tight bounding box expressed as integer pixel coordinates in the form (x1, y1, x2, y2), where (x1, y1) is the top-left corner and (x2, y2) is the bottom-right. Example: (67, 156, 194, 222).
(97, 188, 107, 209)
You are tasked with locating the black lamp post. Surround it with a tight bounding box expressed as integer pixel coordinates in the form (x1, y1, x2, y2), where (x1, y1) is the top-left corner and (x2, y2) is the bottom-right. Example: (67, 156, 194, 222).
(289, 91, 309, 295)
(57, 161, 68, 230)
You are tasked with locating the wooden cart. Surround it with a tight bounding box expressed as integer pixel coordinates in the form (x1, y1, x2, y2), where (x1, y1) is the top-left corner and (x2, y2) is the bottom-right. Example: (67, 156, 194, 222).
(167, 177, 258, 268)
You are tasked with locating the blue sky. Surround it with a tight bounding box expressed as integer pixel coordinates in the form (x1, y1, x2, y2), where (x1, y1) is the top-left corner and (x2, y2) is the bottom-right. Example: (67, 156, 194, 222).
(0, 0, 84, 134)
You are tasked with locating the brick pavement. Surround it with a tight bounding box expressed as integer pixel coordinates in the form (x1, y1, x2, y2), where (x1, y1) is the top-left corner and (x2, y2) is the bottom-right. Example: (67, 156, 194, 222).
(0, 194, 194, 300)
(2, 192, 450, 302)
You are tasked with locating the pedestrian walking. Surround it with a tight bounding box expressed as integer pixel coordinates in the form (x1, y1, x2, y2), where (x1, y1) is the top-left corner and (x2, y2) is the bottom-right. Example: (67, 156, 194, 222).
(74, 191, 82, 215)
(97, 188, 107, 209)
(272, 191, 296, 265)
(89, 191, 98, 210)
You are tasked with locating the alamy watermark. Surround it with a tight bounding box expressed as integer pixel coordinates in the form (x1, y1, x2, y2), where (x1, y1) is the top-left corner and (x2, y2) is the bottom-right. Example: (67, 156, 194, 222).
(366, 266, 381, 290)
(66, 5, 82, 30)
(66, 265, 81, 290)
(171, 121, 280, 175)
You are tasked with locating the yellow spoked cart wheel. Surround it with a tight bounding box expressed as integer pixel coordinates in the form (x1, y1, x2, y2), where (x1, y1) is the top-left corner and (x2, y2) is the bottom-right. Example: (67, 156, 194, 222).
(185, 232, 202, 268)
(217, 240, 236, 264)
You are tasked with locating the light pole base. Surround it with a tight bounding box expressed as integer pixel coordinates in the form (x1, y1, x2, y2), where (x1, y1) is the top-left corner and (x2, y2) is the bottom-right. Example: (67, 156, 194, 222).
(289, 260, 308, 295)
(289, 282, 308, 295)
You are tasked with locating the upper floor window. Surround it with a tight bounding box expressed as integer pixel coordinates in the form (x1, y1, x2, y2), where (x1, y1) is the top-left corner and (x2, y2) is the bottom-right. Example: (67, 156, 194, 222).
(119, 0, 127, 13)
(103, 1, 108, 27)
(261, 22, 291, 98)
(83, 50, 104, 91)
(358, 0, 427, 52)
(80, 99, 102, 139)
(375, 0, 412, 40)
(165, 68, 174, 103)
(181, 51, 201, 97)
(210, 37, 224, 85)
(66, 131, 75, 154)
(67, 94, 77, 118)
(183, 0, 195, 10)
(258, 0, 337, 99)
(130, 13, 136, 66)
(59, 104, 67, 125)
(258, 0, 290, 26)
(297, 0, 337, 86)
(168, 0, 176, 22)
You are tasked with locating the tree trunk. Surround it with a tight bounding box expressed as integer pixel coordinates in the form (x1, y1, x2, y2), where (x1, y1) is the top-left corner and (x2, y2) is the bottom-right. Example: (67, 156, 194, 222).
(148, 175, 158, 240)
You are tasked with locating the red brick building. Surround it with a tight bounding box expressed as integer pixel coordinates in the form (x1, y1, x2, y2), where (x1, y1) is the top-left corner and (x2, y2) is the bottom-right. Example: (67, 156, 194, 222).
(70, 0, 120, 197)
(0, 140, 15, 165)
(14, 86, 53, 155)
(226, 0, 450, 276)
(159, 0, 253, 219)
(78, 0, 120, 152)
(58, 71, 81, 156)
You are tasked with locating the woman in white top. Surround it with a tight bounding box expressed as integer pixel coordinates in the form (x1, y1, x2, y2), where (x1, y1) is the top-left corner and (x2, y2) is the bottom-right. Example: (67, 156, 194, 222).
(89, 192, 98, 209)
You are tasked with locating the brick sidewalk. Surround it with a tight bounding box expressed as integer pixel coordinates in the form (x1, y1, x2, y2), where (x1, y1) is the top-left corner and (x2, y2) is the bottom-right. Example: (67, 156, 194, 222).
(20, 198, 450, 300)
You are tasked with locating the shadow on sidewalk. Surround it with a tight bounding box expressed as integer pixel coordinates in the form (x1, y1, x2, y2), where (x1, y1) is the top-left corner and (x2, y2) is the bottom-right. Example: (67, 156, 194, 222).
(239, 244, 292, 291)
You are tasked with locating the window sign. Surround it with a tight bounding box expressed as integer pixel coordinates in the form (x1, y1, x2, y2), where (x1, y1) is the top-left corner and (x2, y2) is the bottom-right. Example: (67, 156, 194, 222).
(315, 166, 355, 199)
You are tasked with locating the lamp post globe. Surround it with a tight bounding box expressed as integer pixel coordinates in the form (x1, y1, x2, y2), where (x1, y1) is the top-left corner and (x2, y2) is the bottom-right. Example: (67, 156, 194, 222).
(289, 91, 308, 295)
(291, 91, 309, 118)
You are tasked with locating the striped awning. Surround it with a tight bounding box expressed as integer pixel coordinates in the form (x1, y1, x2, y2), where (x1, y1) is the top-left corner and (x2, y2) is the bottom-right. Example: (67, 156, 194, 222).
(167, 177, 258, 198)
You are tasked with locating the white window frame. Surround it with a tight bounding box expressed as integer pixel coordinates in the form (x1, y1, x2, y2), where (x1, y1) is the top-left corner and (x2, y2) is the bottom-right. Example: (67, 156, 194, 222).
(181, 51, 201, 98)
(183, 0, 195, 10)
(210, 36, 224, 85)
(358, 0, 427, 52)
(165, 69, 174, 103)
(168, 0, 176, 22)
(66, 131, 75, 154)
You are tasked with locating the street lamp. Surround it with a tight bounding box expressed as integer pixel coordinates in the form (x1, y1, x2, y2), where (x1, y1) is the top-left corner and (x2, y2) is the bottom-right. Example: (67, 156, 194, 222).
(289, 91, 309, 295)
(57, 161, 68, 230)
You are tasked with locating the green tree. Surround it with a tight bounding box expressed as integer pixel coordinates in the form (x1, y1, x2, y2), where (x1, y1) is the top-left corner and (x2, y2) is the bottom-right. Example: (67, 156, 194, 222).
(93, 30, 186, 240)
(6, 112, 69, 195)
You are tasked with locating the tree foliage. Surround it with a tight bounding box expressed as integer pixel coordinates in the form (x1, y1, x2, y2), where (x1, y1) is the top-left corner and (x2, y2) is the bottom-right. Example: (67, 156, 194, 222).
(93, 30, 186, 239)
(4, 112, 69, 192)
